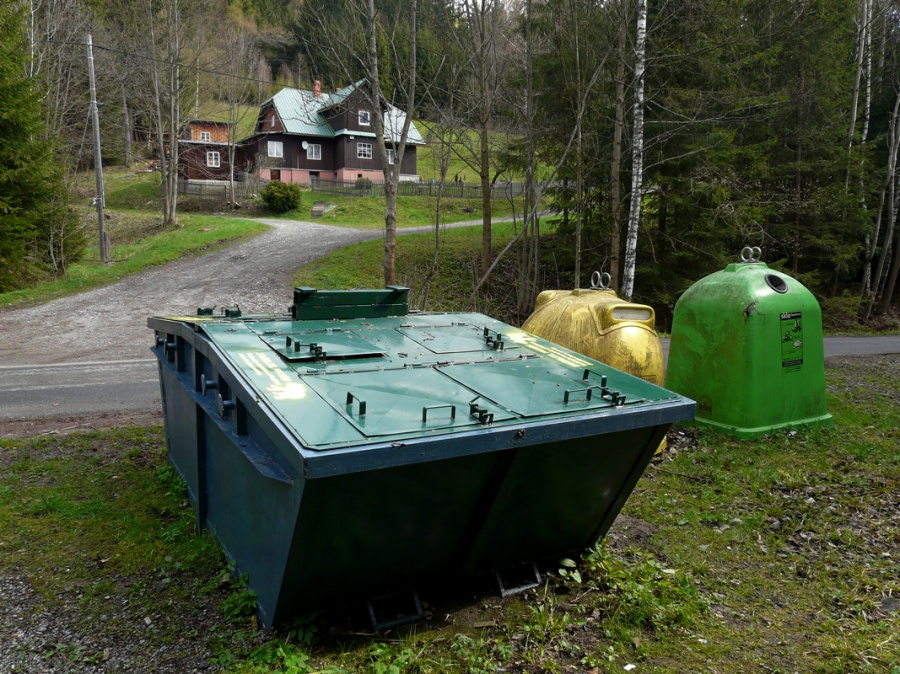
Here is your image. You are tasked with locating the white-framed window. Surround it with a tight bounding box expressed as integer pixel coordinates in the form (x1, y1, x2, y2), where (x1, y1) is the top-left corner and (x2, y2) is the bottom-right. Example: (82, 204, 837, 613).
(358, 110, 371, 126)
(267, 141, 283, 158)
(307, 143, 321, 161)
(357, 142, 373, 159)
(200, 131, 211, 142)
(206, 151, 220, 168)
(386, 148, 395, 165)
(270, 115, 276, 128)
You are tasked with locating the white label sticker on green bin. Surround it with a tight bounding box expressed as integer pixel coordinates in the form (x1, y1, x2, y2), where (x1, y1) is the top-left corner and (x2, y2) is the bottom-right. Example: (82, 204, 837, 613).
(780, 311, 803, 369)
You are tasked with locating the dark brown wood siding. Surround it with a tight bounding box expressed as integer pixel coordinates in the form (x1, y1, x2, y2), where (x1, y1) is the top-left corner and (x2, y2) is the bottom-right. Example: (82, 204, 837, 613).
(178, 144, 231, 180)
(399, 146, 417, 175)
(259, 106, 284, 133)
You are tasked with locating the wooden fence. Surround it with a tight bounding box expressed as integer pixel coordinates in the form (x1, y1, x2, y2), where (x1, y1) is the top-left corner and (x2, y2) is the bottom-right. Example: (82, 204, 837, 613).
(310, 178, 529, 199)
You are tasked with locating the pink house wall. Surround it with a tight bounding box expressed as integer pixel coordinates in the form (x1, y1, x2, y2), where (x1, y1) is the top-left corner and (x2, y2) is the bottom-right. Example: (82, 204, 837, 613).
(335, 168, 386, 183)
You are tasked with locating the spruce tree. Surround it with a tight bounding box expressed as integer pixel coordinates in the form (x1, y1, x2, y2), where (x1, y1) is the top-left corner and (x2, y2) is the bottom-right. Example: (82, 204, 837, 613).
(0, 2, 80, 292)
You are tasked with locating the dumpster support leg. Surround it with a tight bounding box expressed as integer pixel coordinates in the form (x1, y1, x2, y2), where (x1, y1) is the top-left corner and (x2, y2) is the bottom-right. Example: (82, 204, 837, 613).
(366, 591, 424, 632)
(495, 561, 541, 597)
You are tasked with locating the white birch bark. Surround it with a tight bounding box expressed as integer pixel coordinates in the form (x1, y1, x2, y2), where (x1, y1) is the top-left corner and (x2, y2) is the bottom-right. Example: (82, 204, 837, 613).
(863, 88, 900, 303)
(860, 0, 874, 145)
(622, 0, 647, 300)
(846, 0, 869, 158)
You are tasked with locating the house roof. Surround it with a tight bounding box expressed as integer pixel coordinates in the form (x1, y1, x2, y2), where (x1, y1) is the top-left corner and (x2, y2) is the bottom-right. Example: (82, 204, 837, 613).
(261, 81, 425, 145)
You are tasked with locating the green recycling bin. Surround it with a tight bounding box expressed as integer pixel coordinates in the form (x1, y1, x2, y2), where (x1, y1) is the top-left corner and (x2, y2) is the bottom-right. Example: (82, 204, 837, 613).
(149, 287, 694, 627)
(666, 248, 833, 439)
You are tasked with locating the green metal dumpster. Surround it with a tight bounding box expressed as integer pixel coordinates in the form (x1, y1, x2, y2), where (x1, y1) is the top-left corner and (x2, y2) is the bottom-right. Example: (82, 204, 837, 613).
(666, 248, 833, 439)
(149, 287, 694, 628)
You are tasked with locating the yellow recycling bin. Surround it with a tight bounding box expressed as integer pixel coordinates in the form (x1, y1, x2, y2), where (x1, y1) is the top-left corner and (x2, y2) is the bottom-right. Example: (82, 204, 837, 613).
(522, 272, 668, 451)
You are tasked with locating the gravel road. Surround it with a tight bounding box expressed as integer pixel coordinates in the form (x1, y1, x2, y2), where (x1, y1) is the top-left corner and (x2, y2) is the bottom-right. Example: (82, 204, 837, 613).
(0, 219, 380, 367)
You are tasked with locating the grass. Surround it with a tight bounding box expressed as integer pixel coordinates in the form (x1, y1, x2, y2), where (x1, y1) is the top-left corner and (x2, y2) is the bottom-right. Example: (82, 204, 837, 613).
(268, 191, 529, 230)
(291, 219, 537, 324)
(1, 356, 896, 672)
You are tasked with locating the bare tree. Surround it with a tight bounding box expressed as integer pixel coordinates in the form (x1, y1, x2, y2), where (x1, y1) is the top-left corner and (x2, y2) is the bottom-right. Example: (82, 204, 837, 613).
(217, 24, 261, 207)
(120, 0, 206, 226)
(457, 0, 515, 287)
(296, 0, 419, 285)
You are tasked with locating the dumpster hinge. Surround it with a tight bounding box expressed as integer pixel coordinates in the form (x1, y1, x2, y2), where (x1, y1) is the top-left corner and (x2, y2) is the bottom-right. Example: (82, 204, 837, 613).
(366, 591, 424, 631)
(495, 561, 541, 597)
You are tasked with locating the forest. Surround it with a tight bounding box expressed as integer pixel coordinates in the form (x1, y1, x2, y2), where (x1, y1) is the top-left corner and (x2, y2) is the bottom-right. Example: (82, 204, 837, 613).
(2, 0, 900, 328)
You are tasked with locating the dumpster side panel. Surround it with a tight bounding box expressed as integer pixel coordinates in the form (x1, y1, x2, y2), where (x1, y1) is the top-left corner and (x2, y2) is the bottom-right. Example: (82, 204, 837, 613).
(158, 363, 201, 505)
(201, 416, 302, 628)
(463, 426, 662, 572)
(276, 450, 504, 615)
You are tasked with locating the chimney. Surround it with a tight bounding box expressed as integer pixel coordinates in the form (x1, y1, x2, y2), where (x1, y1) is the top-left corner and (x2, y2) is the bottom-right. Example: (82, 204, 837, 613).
(314, 80, 321, 98)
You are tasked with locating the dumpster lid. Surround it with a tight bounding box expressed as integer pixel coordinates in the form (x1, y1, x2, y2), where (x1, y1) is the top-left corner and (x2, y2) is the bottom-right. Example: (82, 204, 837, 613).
(176, 312, 687, 451)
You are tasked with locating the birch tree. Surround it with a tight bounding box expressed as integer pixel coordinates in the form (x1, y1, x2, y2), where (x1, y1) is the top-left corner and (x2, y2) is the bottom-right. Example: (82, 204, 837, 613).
(621, 0, 646, 300)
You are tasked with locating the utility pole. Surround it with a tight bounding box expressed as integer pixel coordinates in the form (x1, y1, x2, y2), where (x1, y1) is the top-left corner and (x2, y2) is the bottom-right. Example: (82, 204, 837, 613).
(86, 33, 110, 264)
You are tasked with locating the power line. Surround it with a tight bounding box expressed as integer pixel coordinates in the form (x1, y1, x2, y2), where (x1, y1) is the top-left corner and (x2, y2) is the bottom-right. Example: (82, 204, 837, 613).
(39, 39, 294, 88)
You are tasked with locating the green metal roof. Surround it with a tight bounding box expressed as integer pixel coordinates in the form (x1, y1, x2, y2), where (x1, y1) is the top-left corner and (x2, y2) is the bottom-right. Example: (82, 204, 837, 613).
(262, 81, 425, 145)
(267, 88, 335, 137)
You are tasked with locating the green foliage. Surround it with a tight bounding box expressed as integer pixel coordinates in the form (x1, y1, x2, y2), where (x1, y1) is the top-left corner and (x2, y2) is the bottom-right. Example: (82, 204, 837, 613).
(0, 3, 82, 291)
(219, 568, 258, 623)
(366, 642, 420, 673)
(260, 181, 303, 213)
(450, 634, 511, 674)
(585, 543, 705, 632)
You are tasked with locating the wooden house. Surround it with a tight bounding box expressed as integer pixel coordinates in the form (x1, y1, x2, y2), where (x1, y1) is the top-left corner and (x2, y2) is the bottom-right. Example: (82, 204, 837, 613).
(241, 80, 425, 185)
(178, 120, 234, 181)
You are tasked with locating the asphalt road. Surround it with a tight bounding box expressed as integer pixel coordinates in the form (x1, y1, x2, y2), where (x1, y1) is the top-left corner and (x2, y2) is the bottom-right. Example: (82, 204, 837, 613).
(2, 337, 898, 424)
(0, 217, 898, 424)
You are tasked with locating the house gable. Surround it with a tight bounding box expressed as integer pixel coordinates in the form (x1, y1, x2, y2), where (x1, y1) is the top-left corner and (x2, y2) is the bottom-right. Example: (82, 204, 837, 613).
(258, 105, 286, 134)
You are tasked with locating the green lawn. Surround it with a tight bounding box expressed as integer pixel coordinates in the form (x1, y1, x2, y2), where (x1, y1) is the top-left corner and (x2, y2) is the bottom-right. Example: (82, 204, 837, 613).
(2, 356, 896, 672)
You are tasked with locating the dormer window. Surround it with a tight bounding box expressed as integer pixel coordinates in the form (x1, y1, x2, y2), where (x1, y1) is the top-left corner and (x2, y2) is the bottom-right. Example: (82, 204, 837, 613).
(200, 131, 211, 142)
(358, 110, 371, 126)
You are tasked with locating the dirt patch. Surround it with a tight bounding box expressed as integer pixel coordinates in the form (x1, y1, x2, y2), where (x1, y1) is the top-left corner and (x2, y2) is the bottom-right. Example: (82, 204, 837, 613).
(0, 411, 163, 440)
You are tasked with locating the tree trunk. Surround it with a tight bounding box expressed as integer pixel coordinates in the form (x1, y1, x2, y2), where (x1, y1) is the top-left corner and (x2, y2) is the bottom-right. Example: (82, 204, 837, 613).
(610, 5, 627, 293)
(384, 179, 398, 285)
(868, 169, 898, 319)
(122, 90, 132, 168)
(480, 120, 492, 286)
(862, 90, 900, 297)
(622, 0, 647, 301)
(573, 17, 583, 290)
(367, 0, 417, 286)
(844, 0, 869, 190)
(878, 189, 900, 313)
(476, 0, 494, 289)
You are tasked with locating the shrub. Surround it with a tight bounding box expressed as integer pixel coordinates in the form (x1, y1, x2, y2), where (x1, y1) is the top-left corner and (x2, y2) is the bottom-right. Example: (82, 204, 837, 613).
(260, 181, 302, 213)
